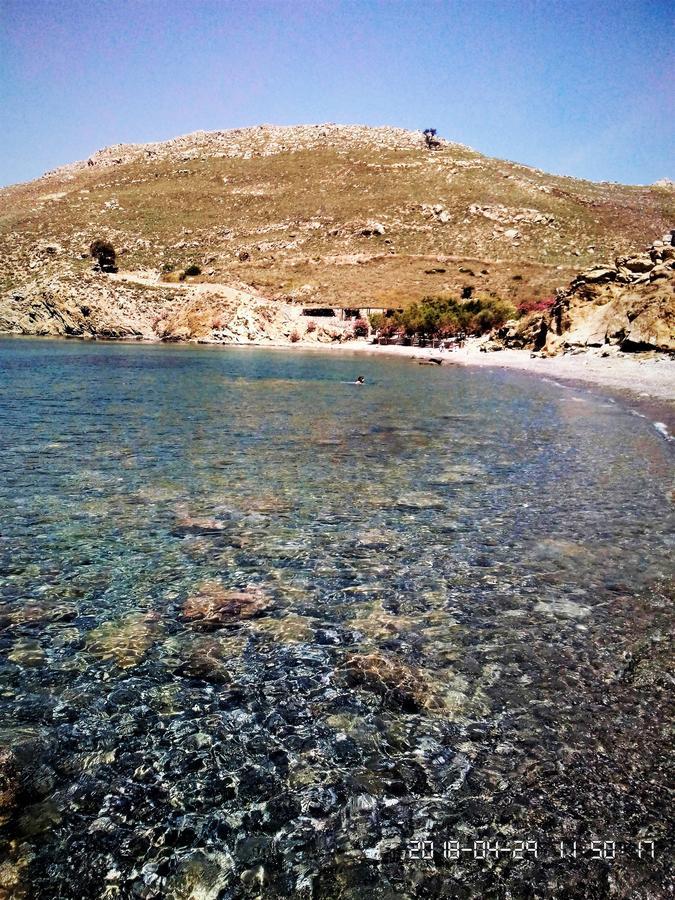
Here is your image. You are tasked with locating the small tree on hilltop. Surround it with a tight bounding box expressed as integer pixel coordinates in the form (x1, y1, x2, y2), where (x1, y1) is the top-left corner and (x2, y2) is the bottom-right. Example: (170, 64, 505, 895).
(89, 239, 117, 273)
(423, 128, 441, 150)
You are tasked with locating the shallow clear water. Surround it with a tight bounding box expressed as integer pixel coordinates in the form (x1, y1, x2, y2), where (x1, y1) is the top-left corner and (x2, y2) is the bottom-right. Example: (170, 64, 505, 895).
(0, 337, 672, 899)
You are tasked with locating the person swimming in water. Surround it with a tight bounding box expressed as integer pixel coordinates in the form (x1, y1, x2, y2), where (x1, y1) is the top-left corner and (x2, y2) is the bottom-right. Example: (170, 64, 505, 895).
(355, 375, 365, 384)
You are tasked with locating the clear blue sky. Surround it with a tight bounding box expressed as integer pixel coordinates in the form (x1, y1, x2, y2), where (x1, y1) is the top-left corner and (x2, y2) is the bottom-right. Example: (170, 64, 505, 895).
(1, 0, 672, 187)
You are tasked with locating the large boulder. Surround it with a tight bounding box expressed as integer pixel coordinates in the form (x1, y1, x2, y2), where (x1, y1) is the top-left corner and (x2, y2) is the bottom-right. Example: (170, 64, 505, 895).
(498, 233, 675, 355)
(578, 266, 617, 283)
(615, 254, 653, 274)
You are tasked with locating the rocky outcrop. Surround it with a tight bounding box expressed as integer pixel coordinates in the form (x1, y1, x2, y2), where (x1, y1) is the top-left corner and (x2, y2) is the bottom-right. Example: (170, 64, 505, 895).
(49, 124, 466, 175)
(0, 274, 157, 339)
(0, 272, 354, 346)
(498, 231, 675, 354)
(468, 203, 556, 227)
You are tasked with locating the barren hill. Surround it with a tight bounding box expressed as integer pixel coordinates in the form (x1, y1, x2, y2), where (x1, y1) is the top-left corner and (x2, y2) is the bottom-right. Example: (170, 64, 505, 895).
(1, 124, 673, 340)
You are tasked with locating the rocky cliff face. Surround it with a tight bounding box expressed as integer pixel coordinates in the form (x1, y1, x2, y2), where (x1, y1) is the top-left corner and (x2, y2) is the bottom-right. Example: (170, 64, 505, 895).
(497, 232, 675, 355)
(0, 269, 355, 345)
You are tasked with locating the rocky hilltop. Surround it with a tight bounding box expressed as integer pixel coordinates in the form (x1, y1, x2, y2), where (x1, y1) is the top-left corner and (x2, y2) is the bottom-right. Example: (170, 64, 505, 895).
(50, 124, 470, 173)
(1, 124, 674, 342)
(498, 232, 675, 355)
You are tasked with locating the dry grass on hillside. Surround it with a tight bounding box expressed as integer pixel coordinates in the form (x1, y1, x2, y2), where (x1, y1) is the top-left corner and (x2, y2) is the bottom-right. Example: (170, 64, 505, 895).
(1, 126, 673, 309)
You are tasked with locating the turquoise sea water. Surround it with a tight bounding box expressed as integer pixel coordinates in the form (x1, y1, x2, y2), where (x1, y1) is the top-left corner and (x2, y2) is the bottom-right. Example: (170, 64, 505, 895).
(0, 337, 672, 899)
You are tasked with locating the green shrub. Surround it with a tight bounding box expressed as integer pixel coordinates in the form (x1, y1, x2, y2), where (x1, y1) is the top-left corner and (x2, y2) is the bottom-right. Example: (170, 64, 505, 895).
(369, 312, 385, 332)
(386, 295, 515, 340)
(183, 264, 202, 277)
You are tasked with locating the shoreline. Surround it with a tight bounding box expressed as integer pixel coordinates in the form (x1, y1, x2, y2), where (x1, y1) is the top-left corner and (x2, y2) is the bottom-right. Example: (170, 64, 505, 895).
(2, 330, 673, 430)
(327, 339, 675, 437)
(339, 339, 675, 397)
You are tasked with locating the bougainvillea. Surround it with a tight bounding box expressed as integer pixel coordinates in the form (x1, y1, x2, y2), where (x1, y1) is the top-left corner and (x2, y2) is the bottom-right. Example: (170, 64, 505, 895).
(516, 296, 556, 317)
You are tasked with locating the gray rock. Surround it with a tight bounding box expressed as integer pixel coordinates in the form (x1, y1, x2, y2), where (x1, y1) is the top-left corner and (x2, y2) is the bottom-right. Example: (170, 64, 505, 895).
(361, 222, 385, 236)
(616, 254, 653, 273)
(580, 267, 617, 283)
(395, 491, 446, 509)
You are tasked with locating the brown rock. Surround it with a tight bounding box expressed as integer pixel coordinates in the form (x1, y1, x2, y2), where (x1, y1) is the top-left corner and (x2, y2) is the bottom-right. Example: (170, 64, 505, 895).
(342, 651, 443, 712)
(86, 614, 160, 668)
(616, 254, 653, 273)
(175, 636, 235, 683)
(579, 267, 617, 284)
(173, 514, 226, 535)
(182, 581, 271, 630)
(621, 296, 675, 351)
(0, 748, 19, 825)
(1, 600, 77, 627)
(650, 264, 672, 281)
(496, 236, 674, 355)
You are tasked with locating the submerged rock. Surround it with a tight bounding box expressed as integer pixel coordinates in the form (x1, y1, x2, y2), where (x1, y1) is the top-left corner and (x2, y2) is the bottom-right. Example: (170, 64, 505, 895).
(341, 651, 442, 713)
(172, 635, 237, 683)
(0, 855, 30, 900)
(2, 600, 78, 627)
(163, 850, 233, 900)
(430, 463, 486, 484)
(395, 491, 446, 510)
(252, 613, 315, 643)
(355, 528, 401, 550)
(182, 581, 271, 631)
(0, 748, 19, 825)
(86, 614, 161, 668)
(173, 514, 227, 536)
(244, 495, 293, 514)
(7, 639, 46, 668)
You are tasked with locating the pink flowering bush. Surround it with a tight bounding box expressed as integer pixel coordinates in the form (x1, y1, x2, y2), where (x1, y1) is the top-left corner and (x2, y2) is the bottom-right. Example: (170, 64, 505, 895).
(517, 296, 555, 318)
(352, 318, 369, 337)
